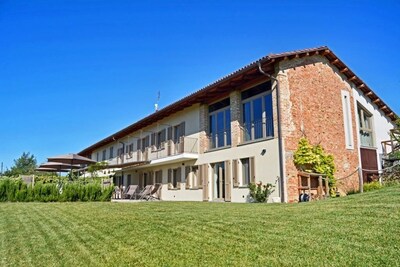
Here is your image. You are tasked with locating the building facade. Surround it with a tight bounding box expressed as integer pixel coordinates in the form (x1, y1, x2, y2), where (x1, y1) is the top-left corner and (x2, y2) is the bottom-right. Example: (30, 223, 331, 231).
(79, 46, 396, 203)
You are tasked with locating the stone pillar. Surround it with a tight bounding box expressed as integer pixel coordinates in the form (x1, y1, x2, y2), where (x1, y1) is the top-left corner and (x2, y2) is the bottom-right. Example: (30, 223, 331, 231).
(230, 90, 241, 147)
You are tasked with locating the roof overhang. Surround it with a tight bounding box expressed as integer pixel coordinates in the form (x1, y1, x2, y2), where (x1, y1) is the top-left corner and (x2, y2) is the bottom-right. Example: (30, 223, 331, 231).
(78, 46, 397, 156)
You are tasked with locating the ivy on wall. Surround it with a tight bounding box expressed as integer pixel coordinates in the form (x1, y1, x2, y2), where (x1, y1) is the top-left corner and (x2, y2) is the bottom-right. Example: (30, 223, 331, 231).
(293, 138, 336, 186)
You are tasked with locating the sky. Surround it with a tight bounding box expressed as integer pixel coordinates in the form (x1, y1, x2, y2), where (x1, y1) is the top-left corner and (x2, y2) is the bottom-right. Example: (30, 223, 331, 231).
(0, 0, 399, 171)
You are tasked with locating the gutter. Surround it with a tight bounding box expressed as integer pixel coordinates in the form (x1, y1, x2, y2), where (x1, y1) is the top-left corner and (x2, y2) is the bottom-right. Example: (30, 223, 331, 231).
(258, 62, 287, 203)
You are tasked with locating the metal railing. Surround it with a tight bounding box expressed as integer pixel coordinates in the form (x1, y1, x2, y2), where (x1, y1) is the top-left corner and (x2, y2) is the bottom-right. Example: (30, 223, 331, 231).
(207, 129, 231, 150)
(241, 118, 274, 142)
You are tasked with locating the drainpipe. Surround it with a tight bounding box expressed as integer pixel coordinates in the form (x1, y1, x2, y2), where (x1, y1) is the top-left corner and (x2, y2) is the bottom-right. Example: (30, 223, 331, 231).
(119, 141, 125, 187)
(258, 62, 286, 203)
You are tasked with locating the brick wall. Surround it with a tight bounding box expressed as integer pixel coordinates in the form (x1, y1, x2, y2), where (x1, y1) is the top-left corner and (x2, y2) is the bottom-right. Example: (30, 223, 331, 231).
(278, 55, 360, 202)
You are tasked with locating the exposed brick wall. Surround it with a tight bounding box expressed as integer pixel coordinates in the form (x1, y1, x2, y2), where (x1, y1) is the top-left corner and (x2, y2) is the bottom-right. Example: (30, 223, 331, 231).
(278, 55, 360, 202)
(199, 104, 209, 153)
(230, 90, 242, 147)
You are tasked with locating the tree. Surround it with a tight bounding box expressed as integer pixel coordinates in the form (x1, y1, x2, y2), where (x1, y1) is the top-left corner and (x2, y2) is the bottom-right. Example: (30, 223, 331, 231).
(5, 152, 37, 177)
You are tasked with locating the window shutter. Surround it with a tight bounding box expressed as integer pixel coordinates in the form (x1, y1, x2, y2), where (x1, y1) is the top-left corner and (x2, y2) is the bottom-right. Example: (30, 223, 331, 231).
(202, 164, 209, 201)
(185, 166, 191, 189)
(197, 165, 203, 189)
(167, 126, 173, 140)
(180, 121, 186, 137)
(139, 172, 143, 188)
(151, 133, 156, 146)
(224, 160, 232, 202)
(232, 159, 239, 187)
(250, 157, 255, 183)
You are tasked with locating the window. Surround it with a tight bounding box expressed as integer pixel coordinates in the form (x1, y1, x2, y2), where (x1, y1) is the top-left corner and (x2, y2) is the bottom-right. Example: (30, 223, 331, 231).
(241, 158, 250, 186)
(241, 81, 274, 141)
(109, 146, 114, 159)
(209, 98, 231, 149)
(157, 129, 166, 149)
(358, 105, 374, 147)
(96, 152, 99, 162)
(102, 150, 106, 161)
(173, 122, 185, 143)
(185, 166, 199, 189)
(341, 90, 354, 149)
(127, 143, 134, 157)
(168, 168, 181, 189)
(155, 170, 163, 183)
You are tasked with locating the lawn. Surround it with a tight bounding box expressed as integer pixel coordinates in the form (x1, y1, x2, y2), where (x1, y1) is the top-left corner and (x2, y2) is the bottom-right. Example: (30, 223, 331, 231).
(0, 186, 399, 267)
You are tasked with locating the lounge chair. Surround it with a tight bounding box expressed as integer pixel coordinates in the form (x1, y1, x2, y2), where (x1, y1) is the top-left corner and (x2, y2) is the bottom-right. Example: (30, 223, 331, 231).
(149, 183, 162, 201)
(124, 185, 138, 199)
(138, 185, 154, 200)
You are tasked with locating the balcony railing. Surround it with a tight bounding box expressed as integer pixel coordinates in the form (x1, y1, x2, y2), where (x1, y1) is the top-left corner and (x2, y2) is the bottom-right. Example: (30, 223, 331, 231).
(112, 136, 198, 164)
(241, 118, 274, 142)
(207, 129, 231, 150)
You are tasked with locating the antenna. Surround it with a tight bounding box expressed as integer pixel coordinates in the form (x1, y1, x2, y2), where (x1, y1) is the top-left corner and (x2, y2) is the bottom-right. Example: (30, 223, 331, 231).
(154, 91, 160, 112)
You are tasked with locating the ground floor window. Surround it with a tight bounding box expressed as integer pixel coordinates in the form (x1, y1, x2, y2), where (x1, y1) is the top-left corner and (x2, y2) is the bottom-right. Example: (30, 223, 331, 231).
(168, 168, 181, 189)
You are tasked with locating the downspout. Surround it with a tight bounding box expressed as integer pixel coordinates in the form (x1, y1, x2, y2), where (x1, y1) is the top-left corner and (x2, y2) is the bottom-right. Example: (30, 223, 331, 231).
(258, 62, 286, 203)
(119, 141, 125, 187)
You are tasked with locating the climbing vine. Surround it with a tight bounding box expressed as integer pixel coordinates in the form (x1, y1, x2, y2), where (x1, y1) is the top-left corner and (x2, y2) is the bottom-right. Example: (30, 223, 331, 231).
(293, 138, 336, 186)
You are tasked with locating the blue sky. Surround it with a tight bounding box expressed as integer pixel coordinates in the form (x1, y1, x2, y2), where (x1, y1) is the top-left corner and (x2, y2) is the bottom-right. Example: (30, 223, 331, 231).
(0, 0, 399, 170)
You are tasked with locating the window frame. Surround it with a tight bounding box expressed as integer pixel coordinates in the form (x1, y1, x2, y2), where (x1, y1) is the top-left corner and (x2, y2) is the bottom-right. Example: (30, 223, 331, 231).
(241, 88, 274, 142)
(357, 104, 375, 148)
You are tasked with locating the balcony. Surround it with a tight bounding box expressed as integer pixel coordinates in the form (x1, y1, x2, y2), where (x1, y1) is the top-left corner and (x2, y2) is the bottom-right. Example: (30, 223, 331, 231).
(207, 129, 231, 151)
(241, 118, 274, 143)
(112, 136, 199, 167)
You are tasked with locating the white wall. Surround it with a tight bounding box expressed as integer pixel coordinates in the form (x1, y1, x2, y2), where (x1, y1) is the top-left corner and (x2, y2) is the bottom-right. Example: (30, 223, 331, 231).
(352, 87, 395, 170)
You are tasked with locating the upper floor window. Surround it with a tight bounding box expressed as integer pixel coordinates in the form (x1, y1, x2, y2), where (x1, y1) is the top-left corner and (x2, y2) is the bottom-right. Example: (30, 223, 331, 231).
(96, 152, 99, 162)
(358, 104, 374, 147)
(209, 98, 231, 149)
(102, 150, 106, 161)
(241, 81, 274, 141)
(109, 146, 114, 159)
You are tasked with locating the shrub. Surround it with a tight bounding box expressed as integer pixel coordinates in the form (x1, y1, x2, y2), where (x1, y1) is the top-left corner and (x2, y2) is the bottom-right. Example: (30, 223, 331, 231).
(0, 178, 113, 202)
(249, 182, 275, 203)
(363, 181, 382, 192)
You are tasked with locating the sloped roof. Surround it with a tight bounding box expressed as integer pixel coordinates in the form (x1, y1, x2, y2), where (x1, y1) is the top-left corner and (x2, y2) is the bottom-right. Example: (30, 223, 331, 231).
(79, 46, 397, 156)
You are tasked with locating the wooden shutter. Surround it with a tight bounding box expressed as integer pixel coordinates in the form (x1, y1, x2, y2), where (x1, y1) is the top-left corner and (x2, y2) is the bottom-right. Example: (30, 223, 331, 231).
(232, 159, 239, 187)
(202, 164, 209, 201)
(139, 172, 143, 188)
(180, 121, 186, 137)
(151, 133, 156, 146)
(224, 160, 232, 202)
(167, 126, 173, 140)
(249, 157, 256, 183)
(197, 166, 203, 189)
(185, 166, 191, 189)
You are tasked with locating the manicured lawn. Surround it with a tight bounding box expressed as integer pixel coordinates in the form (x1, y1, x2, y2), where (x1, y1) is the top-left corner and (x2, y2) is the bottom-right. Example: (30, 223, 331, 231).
(0, 186, 399, 266)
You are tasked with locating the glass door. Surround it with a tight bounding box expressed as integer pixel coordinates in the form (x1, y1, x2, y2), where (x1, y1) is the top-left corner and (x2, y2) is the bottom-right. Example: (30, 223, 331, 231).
(212, 162, 225, 200)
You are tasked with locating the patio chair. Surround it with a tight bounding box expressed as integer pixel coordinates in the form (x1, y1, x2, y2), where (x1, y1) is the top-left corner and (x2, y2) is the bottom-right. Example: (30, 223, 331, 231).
(138, 185, 154, 200)
(124, 185, 139, 199)
(148, 183, 162, 201)
(113, 186, 122, 199)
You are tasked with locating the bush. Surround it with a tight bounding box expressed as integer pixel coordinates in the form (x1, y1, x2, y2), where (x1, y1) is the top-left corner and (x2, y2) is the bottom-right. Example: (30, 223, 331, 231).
(363, 181, 382, 192)
(0, 178, 113, 202)
(249, 182, 275, 203)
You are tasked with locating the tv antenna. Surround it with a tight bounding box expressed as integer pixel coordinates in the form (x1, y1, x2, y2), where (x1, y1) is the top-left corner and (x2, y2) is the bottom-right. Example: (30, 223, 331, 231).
(154, 91, 160, 112)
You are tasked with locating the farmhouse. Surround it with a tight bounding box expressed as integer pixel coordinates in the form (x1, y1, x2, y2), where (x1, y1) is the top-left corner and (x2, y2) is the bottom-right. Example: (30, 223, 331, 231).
(78, 46, 396, 203)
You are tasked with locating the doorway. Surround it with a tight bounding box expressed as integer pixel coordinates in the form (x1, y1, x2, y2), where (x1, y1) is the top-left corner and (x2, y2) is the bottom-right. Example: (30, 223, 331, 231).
(360, 148, 378, 183)
(212, 162, 225, 200)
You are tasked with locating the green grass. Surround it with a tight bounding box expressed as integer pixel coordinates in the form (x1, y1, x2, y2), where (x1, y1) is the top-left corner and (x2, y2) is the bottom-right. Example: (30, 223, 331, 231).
(1, 186, 399, 266)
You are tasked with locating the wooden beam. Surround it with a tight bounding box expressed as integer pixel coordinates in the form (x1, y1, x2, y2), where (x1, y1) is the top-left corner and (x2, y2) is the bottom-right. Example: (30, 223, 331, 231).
(373, 98, 381, 104)
(314, 51, 319, 55)
(349, 76, 357, 81)
(340, 67, 348, 73)
(331, 59, 339, 64)
(357, 84, 365, 89)
(381, 105, 387, 110)
(322, 49, 330, 55)
(366, 91, 373, 96)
